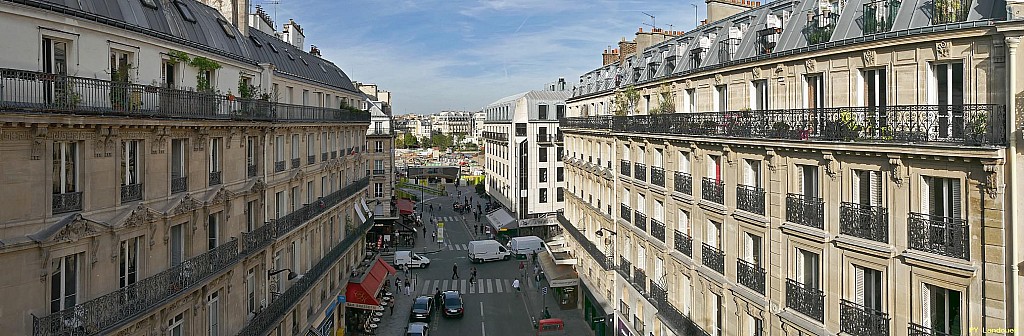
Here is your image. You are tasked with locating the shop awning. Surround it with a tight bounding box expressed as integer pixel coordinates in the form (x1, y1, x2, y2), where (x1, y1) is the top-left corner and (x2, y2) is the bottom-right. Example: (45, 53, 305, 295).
(345, 257, 396, 310)
(538, 250, 579, 287)
(485, 208, 517, 231)
(397, 199, 415, 215)
(355, 203, 366, 223)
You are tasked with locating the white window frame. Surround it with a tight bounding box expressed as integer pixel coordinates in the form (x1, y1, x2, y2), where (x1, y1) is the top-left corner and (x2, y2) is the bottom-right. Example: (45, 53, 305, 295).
(122, 140, 141, 186)
(53, 142, 79, 193)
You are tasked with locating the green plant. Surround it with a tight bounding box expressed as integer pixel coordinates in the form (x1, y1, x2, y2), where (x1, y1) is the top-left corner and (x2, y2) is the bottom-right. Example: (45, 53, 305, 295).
(771, 121, 792, 138)
(54, 79, 81, 108)
(613, 85, 640, 116)
(109, 63, 141, 111)
(167, 50, 191, 64)
(650, 84, 675, 114)
(187, 56, 221, 92)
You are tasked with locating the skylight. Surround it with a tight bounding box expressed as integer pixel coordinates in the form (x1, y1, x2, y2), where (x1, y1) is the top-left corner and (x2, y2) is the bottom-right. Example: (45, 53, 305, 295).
(218, 19, 236, 39)
(250, 35, 263, 47)
(174, 1, 196, 23)
(269, 43, 279, 53)
(140, 0, 158, 9)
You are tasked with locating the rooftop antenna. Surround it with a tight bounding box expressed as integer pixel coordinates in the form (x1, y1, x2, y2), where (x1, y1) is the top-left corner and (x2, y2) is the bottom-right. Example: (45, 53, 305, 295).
(264, 0, 281, 28)
(641, 11, 657, 30)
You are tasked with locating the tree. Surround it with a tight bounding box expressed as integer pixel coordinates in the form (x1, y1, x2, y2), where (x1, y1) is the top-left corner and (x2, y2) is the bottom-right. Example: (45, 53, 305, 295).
(651, 84, 676, 114)
(402, 133, 419, 148)
(612, 85, 641, 116)
(430, 134, 452, 148)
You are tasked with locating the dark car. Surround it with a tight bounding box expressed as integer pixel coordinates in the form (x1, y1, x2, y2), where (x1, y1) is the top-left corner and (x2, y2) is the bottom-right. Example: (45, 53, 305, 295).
(442, 290, 464, 317)
(410, 295, 434, 322)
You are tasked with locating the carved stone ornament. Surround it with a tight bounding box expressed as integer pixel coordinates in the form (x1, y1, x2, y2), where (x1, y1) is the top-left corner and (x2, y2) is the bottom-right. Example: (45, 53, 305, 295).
(152, 128, 169, 154)
(685, 80, 693, 89)
(169, 194, 203, 216)
(714, 74, 724, 85)
(193, 129, 208, 151)
(822, 153, 838, 180)
(765, 149, 778, 172)
(250, 179, 267, 194)
(752, 67, 762, 79)
(936, 41, 951, 59)
(862, 50, 876, 66)
(54, 214, 98, 242)
(774, 64, 785, 77)
(804, 59, 816, 73)
(124, 204, 158, 228)
(981, 159, 1004, 199)
(31, 126, 48, 160)
(888, 157, 905, 187)
(210, 188, 235, 206)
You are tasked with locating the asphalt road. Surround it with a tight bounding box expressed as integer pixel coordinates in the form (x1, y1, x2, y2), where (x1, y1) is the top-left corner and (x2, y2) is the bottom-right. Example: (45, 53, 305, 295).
(412, 184, 544, 336)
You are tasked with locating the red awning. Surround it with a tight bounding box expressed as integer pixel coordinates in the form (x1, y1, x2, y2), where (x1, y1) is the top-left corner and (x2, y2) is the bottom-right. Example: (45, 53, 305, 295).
(345, 257, 397, 310)
(397, 199, 415, 215)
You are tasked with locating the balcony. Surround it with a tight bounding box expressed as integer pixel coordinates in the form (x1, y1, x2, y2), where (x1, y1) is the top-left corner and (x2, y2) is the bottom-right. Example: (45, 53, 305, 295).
(620, 204, 632, 223)
(274, 161, 285, 172)
(673, 230, 693, 257)
(274, 177, 370, 241)
(247, 164, 257, 178)
(674, 172, 692, 195)
(718, 38, 741, 62)
(736, 259, 766, 295)
(650, 166, 665, 187)
(171, 176, 188, 194)
(633, 315, 646, 335)
(620, 160, 631, 177)
(0, 68, 370, 123)
(701, 243, 724, 274)
(736, 185, 765, 215)
(633, 210, 647, 232)
(536, 133, 553, 144)
(650, 219, 666, 242)
(372, 169, 386, 176)
(805, 12, 838, 45)
(907, 212, 969, 260)
(786, 194, 824, 229)
(555, 132, 564, 143)
(908, 322, 957, 336)
(840, 202, 889, 243)
(555, 214, 612, 270)
(52, 191, 83, 214)
(863, 0, 901, 34)
(560, 105, 1007, 147)
(321, 152, 328, 162)
(208, 171, 222, 186)
(649, 281, 712, 336)
(633, 162, 647, 182)
(840, 299, 891, 336)
(689, 47, 707, 69)
(120, 183, 143, 203)
(701, 178, 724, 204)
(620, 300, 631, 320)
(757, 27, 782, 54)
(786, 278, 825, 322)
(307, 155, 315, 165)
(482, 131, 509, 142)
(331, 151, 337, 159)
(618, 257, 632, 282)
(932, 0, 969, 25)
(631, 267, 647, 294)
(290, 158, 300, 169)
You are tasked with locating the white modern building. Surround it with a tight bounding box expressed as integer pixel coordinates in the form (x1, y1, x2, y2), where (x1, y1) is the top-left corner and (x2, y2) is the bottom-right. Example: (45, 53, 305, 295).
(431, 110, 473, 137)
(483, 81, 569, 238)
(471, 111, 487, 142)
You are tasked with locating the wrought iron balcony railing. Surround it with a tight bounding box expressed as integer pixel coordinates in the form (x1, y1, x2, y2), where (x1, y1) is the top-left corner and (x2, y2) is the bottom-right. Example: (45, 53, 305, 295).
(757, 27, 782, 54)
(737, 259, 766, 295)
(908, 322, 956, 336)
(840, 299, 891, 336)
(633, 210, 647, 231)
(52, 191, 83, 214)
(247, 164, 258, 178)
(633, 315, 646, 335)
(555, 214, 612, 270)
(631, 267, 647, 294)
(674, 171, 692, 195)
(170, 176, 188, 194)
(620, 160, 631, 177)
(120, 183, 143, 203)
(932, 0, 969, 25)
(275, 178, 370, 236)
(307, 155, 316, 165)
(649, 281, 712, 336)
(650, 219, 666, 242)
(907, 212, 969, 260)
(290, 158, 300, 169)
(633, 162, 647, 182)
(701, 243, 725, 274)
(650, 166, 665, 187)
(786, 193, 825, 229)
(718, 38, 741, 62)
(536, 134, 553, 143)
(618, 257, 633, 282)
(559, 105, 1008, 147)
(274, 161, 286, 172)
(620, 203, 632, 223)
(0, 68, 370, 123)
(806, 12, 839, 45)
(863, 0, 901, 34)
(482, 131, 509, 142)
(674, 230, 693, 257)
(555, 132, 564, 142)
(620, 300, 631, 319)
(208, 171, 222, 186)
(786, 278, 825, 322)
(321, 152, 328, 161)
(373, 169, 386, 175)
(840, 202, 890, 243)
(702, 178, 724, 204)
(331, 151, 337, 159)
(736, 185, 765, 215)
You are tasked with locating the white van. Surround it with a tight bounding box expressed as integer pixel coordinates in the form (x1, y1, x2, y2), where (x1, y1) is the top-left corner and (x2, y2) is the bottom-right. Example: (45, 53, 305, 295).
(508, 236, 546, 258)
(468, 240, 511, 263)
(394, 251, 431, 268)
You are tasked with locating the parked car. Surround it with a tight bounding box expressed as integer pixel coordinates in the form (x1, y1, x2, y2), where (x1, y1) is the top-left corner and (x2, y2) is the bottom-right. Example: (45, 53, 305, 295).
(410, 296, 434, 322)
(442, 290, 464, 317)
(468, 239, 511, 263)
(508, 236, 546, 258)
(395, 251, 431, 268)
(407, 322, 429, 336)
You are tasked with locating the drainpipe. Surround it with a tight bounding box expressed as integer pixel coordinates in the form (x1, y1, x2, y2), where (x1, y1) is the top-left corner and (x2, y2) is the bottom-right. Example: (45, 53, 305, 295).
(1004, 35, 1021, 331)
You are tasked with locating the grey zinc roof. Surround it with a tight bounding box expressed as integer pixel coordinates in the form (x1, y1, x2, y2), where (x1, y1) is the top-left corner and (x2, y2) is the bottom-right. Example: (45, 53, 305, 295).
(247, 29, 359, 94)
(523, 90, 571, 102)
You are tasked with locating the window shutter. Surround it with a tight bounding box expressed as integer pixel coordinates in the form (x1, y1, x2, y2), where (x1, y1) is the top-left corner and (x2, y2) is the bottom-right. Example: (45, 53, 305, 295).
(921, 284, 932, 326)
(921, 176, 931, 215)
(744, 234, 754, 263)
(870, 171, 881, 206)
(744, 160, 754, 186)
(794, 249, 804, 283)
(854, 266, 865, 306)
(851, 170, 861, 204)
(796, 165, 804, 196)
(952, 179, 962, 220)
(707, 156, 715, 178)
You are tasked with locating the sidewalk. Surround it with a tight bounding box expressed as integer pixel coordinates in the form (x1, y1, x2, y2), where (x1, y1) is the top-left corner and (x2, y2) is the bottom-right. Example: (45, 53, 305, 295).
(521, 270, 593, 335)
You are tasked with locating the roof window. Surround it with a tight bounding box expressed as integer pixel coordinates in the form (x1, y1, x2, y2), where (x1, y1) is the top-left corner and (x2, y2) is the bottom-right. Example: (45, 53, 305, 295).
(174, 0, 196, 23)
(286, 52, 294, 60)
(300, 56, 308, 66)
(140, 0, 158, 9)
(268, 43, 279, 53)
(250, 35, 263, 47)
(218, 19, 236, 39)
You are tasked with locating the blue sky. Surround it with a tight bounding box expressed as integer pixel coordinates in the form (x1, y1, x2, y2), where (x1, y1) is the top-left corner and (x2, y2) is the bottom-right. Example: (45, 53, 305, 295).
(261, 0, 706, 115)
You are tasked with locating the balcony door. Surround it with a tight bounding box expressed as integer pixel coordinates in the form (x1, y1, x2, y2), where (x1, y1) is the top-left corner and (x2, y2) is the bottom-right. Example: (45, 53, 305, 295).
(794, 248, 820, 289)
(797, 165, 819, 198)
(862, 68, 888, 137)
(852, 265, 882, 311)
(922, 284, 962, 335)
(921, 176, 961, 221)
(852, 170, 881, 206)
(932, 62, 964, 139)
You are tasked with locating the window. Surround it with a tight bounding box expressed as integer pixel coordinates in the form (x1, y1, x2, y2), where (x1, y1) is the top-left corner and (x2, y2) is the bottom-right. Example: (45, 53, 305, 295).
(852, 170, 882, 206)
(170, 223, 185, 266)
(291, 240, 301, 273)
(247, 268, 257, 314)
(743, 159, 761, 187)
(557, 147, 564, 162)
(246, 136, 257, 175)
(922, 284, 962, 335)
(933, 62, 965, 138)
(291, 134, 300, 161)
(556, 187, 564, 202)
(751, 80, 768, 110)
(246, 200, 258, 232)
(679, 274, 692, 315)
(637, 245, 646, 270)
(852, 265, 883, 312)
(171, 139, 187, 179)
(713, 293, 723, 336)
(42, 37, 69, 77)
(168, 312, 184, 336)
(50, 253, 81, 313)
(174, 0, 196, 22)
(375, 182, 384, 198)
(291, 186, 300, 211)
(863, 68, 887, 108)
(121, 140, 142, 188)
(120, 236, 141, 288)
(208, 212, 220, 250)
(707, 155, 721, 182)
(794, 248, 820, 289)
(210, 138, 222, 174)
(161, 59, 177, 89)
(539, 104, 549, 119)
(53, 142, 78, 194)
(306, 134, 315, 160)
(539, 188, 548, 203)
(743, 233, 762, 267)
(109, 49, 133, 83)
(748, 315, 764, 336)
(302, 90, 310, 106)
(556, 105, 565, 119)
(805, 74, 824, 108)
(275, 191, 285, 218)
(275, 135, 285, 163)
(208, 291, 220, 336)
(375, 141, 384, 153)
(320, 132, 328, 156)
(715, 85, 728, 112)
(677, 209, 690, 234)
(556, 167, 564, 182)
(706, 220, 721, 249)
(678, 151, 691, 173)
(515, 123, 527, 136)
(539, 168, 548, 183)
(921, 176, 962, 219)
(797, 164, 819, 197)
(685, 89, 696, 113)
(654, 200, 665, 222)
(539, 148, 548, 162)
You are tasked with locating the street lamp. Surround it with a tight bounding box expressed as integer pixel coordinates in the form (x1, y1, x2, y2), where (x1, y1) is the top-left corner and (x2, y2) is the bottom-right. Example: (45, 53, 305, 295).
(268, 268, 299, 280)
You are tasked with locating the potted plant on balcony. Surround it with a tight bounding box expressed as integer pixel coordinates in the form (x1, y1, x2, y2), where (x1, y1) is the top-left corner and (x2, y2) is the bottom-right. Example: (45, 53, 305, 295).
(822, 109, 862, 141)
(771, 121, 792, 138)
(934, 0, 964, 23)
(965, 113, 987, 145)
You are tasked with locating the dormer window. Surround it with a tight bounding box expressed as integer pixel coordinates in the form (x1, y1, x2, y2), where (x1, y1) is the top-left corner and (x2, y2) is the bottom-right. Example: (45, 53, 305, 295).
(863, 0, 901, 34)
(719, 27, 743, 62)
(758, 16, 783, 54)
(174, 0, 196, 23)
(805, 10, 838, 44)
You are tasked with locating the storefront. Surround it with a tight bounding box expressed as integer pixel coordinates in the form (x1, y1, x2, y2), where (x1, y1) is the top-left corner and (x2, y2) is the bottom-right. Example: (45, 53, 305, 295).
(581, 275, 611, 336)
(537, 250, 579, 310)
(484, 208, 517, 244)
(310, 294, 346, 336)
(343, 257, 396, 334)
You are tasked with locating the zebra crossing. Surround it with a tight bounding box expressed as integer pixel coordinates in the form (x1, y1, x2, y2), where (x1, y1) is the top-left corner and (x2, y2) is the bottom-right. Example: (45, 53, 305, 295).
(428, 216, 463, 224)
(418, 278, 518, 295)
(444, 243, 470, 251)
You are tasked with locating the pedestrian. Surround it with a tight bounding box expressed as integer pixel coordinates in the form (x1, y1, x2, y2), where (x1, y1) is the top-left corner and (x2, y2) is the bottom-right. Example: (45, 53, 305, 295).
(404, 281, 412, 296)
(403, 264, 410, 277)
(396, 278, 402, 292)
(512, 278, 521, 294)
(451, 263, 459, 280)
(533, 264, 539, 276)
(422, 229, 426, 238)
(434, 288, 443, 309)
(519, 261, 525, 276)
(532, 251, 538, 265)
(431, 231, 436, 241)
(470, 267, 478, 284)
(390, 303, 395, 316)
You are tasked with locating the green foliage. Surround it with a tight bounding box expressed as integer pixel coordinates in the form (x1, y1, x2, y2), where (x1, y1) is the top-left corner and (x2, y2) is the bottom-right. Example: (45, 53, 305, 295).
(109, 63, 140, 110)
(613, 85, 641, 116)
(188, 56, 221, 92)
(54, 79, 81, 108)
(430, 133, 453, 148)
(650, 84, 675, 114)
(401, 133, 419, 148)
(167, 50, 191, 64)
